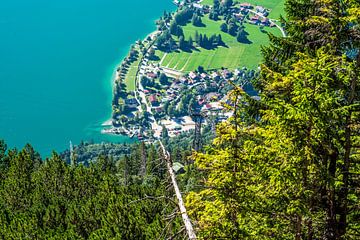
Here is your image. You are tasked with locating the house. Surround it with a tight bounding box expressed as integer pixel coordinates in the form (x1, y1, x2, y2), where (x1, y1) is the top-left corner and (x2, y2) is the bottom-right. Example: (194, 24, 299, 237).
(210, 82, 217, 88)
(239, 3, 253, 9)
(179, 76, 188, 83)
(195, 85, 205, 94)
(210, 102, 224, 111)
(261, 18, 270, 26)
(172, 162, 185, 174)
(125, 98, 139, 109)
(202, 5, 211, 14)
(250, 15, 260, 21)
(234, 13, 245, 21)
(239, 7, 249, 14)
(205, 92, 220, 102)
(205, 103, 212, 110)
(198, 98, 205, 105)
(256, 6, 266, 13)
(234, 68, 241, 76)
(147, 72, 157, 79)
(168, 94, 176, 100)
(171, 83, 182, 91)
(149, 94, 159, 106)
(154, 106, 164, 113)
(193, 3, 204, 10)
(200, 73, 208, 79)
(189, 71, 198, 80)
(222, 69, 232, 79)
(137, 134, 143, 140)
(211, 72, 220, 80)
(144, 89, 150, 94)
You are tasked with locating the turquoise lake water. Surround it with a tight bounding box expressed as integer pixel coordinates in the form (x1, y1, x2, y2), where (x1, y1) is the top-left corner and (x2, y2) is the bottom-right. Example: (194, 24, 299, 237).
(0, 0, 175, 156)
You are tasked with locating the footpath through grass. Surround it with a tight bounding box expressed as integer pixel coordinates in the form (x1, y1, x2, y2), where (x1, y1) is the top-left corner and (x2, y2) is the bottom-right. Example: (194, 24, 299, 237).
(158, 15, 281, 72)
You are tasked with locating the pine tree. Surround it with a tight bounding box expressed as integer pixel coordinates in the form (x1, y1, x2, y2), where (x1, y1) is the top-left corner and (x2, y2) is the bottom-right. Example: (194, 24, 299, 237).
(220, 23, 228, 33)
(169, 21, 178, 35)
(194, 30, 200, 45)
(236, 28, 246, 43)
(186, 0, 360, 239)
(188, 36, 193, 48)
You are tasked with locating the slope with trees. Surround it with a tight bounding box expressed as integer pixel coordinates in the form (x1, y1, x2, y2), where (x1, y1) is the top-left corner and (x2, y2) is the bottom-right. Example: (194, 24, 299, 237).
(186, 0, 360, 239)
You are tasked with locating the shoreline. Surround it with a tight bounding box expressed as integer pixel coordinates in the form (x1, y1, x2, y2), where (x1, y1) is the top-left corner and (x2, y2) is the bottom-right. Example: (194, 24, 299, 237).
(102, 1, 178, 134)
(101, 30, 162, 131)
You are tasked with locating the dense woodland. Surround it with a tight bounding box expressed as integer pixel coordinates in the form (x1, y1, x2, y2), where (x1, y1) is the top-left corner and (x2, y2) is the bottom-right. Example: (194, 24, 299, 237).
(0, 141, 187, 239)
(1, 0, 360, 239)
(185, 0, 360, 239)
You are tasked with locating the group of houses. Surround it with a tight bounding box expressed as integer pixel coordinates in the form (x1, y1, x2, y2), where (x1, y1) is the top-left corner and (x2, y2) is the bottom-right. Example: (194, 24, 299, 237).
(143, 67, 245, 120)
(237, 3, 276, 27)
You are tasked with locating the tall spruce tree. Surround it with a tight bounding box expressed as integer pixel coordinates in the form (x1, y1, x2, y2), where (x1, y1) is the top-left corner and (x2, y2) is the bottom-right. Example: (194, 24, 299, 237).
(186, 0, 360, 239)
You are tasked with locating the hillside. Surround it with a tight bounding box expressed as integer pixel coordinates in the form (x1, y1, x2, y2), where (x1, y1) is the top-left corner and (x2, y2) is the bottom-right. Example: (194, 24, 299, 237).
(108, 0, 286, 144)
(1, 0, 359, 239)
(154, 0, 285, 71)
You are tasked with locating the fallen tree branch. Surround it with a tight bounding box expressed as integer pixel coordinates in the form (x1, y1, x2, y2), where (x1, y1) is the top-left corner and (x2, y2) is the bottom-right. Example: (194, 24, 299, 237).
(159, 141, 197, 239)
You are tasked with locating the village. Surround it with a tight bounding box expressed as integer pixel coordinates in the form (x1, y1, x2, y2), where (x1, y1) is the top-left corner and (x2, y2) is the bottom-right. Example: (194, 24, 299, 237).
(103, 0, 284, 141)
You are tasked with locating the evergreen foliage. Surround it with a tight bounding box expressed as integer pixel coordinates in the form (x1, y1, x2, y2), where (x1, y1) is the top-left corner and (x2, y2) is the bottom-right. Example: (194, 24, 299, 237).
(186, 0, 360, 239)
(0, 143, 183, 239)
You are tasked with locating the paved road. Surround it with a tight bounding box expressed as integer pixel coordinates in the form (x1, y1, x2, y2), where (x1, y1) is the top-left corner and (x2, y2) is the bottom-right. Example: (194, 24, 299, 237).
(137, 75, 161, 138)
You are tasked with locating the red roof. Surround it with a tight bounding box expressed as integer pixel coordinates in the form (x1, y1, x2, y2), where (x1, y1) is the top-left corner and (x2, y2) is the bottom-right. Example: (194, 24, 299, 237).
(147, 72, 157, 79)
(149, 95, 157, 102)
(240, 3, 252, 7)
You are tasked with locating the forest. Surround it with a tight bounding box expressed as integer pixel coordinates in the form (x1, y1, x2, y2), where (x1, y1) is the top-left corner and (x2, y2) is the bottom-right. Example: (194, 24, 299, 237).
(1, 0, 360, 239)
(0, 141, 190, 239)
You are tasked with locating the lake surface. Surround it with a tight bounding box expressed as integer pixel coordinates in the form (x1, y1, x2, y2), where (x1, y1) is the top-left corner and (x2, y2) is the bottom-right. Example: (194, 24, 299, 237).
(0, 0, 175, 156)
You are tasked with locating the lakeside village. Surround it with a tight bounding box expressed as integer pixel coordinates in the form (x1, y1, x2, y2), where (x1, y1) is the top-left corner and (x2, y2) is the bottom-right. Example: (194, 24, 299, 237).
(102, 0, 280, 141)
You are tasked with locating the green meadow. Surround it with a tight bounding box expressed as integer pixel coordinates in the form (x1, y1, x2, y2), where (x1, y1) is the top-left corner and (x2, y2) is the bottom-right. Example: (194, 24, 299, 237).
(158, 15, 281, 72)
(124, 58, 139, 91)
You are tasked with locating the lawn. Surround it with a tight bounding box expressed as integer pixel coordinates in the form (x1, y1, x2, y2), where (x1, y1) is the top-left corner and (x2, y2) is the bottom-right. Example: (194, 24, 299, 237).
(201, 0, 215, 6)
(124, 58, 139, 91)
(157, 15, 281, 72)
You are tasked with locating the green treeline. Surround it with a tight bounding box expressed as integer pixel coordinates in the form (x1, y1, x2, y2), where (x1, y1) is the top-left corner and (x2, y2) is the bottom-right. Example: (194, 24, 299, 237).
(1, 0, 359, 239)
(0, 141, 184, 239)
(185, 0, 360, 239)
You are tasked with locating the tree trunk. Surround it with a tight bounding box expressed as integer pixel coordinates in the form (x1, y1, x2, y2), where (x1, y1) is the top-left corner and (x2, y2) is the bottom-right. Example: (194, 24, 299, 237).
(295, 214, 302, 240)
(159, 141, 197, 239)
(337, 54, 359, 237)
(139, 142, 147, 177)
(326, 152, 338, 240)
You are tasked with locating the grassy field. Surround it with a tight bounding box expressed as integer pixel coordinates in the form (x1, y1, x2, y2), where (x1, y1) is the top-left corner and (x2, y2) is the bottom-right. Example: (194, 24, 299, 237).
(157, 15, 281, 72)
(123, 57, 139, 91)
(201, 0, 215, 5)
